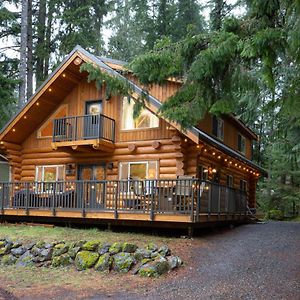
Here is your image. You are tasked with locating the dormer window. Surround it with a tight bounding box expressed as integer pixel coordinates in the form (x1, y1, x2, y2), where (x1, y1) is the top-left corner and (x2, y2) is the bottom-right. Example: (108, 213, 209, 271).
(122, 97, 159, 130)
(212, 116, 224, 141)
(238, 133, 246, 155)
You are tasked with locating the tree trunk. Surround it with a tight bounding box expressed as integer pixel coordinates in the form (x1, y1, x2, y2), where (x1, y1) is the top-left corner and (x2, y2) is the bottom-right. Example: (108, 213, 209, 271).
(210, 0, 224, 31)
(19, 0, 28, 108)
(27, 0, 33, 98)
(44, 0, 55, 79)
(35, 0, 46, 88)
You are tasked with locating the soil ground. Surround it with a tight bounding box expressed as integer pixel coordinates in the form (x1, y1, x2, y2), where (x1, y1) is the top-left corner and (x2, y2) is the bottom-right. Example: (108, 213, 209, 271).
(0, 221, 299, 300)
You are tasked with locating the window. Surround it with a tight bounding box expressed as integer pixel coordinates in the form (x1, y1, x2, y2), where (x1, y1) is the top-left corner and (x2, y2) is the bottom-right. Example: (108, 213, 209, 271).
(238, 134, 246, 154)
(226, 175, 234, 188)
(122, 97, 159, 130)
(36, 165, 65, 182)
(212, 116, 224, 140)
(119, 161, 158, 192)
(240, 179, 247, 191)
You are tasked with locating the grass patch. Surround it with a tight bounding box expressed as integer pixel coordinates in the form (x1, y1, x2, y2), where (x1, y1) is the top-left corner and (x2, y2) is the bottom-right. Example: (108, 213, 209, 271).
(0, 224, 176, 246)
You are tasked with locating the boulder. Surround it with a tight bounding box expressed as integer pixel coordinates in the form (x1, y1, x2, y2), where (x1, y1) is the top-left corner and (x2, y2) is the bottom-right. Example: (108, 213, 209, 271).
(146, 243, 158, 252)
(11, 241, 22, 249)
(52, 243, 69, 257)
(68, 247, 81, 259)
(16, 251, 34, 267)
(1, 254, 17, 265)
(24, 243, 35, 250)
(98, 243, 111, 255)
(82, 240, 101, 251)
(109, 242, 123, 255)
(134, 248, 152, 261)
(31, 246, 44, 256)
(52, 254, 72, 267)
(11, 246, 26, 257)
(0, 246, 10, 256)
(75, 251, 99, 270)
(35, 241, 46, 248)
(122, 242, 138, 253)
(158, 245, 171, 257)
(94, 253, 112, 272)
(40, 248, 53, 260)
(0, 241, 6, 248)
(74, 240, 86, 248)
(167, 256, 182, 270)
(113, 252, 135, 273)
(138, 257, 170, 277)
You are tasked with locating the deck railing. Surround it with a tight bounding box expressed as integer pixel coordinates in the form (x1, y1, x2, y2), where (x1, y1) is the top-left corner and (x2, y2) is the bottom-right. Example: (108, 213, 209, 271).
(0, 179, 247, 221)
(53, 114, 115, 143)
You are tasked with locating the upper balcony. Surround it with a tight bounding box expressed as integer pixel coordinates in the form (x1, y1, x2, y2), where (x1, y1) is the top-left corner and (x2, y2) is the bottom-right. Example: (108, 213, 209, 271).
(51, 114, 115, 152)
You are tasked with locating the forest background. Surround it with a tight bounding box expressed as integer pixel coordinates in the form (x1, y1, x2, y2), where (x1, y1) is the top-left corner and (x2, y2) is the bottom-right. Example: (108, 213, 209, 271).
(0, 0, 299, 218)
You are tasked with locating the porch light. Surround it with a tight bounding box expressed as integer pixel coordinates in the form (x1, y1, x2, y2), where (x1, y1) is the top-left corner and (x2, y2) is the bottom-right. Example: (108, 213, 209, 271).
(0, 186, 2, 190)
(203, 169, 208, 173)
(212, 168, 217, 173)
(91, 185, 95, 189)
(204, 186, 209, 190)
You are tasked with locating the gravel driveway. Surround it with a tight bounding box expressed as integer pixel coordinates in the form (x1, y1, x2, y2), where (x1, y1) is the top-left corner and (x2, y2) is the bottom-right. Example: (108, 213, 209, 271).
(141, 221, 300, 300)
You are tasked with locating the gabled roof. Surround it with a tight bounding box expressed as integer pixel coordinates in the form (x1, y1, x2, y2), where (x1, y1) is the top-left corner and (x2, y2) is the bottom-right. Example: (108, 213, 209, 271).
(0, 45, 266, 176)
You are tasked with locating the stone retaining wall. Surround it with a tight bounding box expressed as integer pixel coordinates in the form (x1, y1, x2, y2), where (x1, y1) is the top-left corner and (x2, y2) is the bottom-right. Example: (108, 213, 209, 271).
(0, 238, 183, 277)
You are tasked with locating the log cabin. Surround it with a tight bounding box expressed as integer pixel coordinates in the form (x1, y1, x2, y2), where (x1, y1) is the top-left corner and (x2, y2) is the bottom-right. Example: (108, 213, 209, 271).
(0, 45, 266, 231)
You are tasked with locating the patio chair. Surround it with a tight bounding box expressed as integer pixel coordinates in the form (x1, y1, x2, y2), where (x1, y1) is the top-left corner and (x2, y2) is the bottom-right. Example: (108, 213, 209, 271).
(173, 176, 195, 212)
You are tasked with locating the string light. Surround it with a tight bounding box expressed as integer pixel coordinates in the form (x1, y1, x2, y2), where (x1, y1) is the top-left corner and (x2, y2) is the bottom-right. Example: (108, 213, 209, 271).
(224, 158, 228, 162)
(48, 88, 52, 92)
(217, 155, 221, 159)
(212, 152, 216, 156)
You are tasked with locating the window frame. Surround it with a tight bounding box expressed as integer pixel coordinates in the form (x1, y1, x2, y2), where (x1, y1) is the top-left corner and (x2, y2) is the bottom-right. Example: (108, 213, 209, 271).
(212, 116, 224, 141)
(240, 179, 247, 192)
(226, 175, 234, 188)
(119, 161, 158, 180)
(121, 97, 160, 131)
(237, 133, 246, 155)
(35, 165, 65, 182)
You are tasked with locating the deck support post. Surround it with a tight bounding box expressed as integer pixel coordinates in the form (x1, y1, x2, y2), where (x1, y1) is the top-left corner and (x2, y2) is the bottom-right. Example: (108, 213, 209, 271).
(114, 182, 118, 220)
(107, 223, 112, 231)
(188, 226, 193, 238)
(1, 183, 4, 215)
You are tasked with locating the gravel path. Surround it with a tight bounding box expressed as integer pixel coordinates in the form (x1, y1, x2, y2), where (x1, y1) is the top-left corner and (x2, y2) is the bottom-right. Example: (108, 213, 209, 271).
(141, 222, 300, 300)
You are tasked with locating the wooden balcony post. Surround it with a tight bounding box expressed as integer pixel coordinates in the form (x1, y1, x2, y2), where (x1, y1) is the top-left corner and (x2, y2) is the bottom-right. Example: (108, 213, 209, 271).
(195, 180, 201, 222)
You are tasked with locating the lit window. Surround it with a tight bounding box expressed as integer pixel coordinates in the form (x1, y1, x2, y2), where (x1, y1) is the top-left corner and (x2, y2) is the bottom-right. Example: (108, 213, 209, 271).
(238, 134, 246, 154)
(119, 161, 158, 192)
(212, 116, 224, 140)
(122, 97, 159, 130)
(35, 165, 65, 192)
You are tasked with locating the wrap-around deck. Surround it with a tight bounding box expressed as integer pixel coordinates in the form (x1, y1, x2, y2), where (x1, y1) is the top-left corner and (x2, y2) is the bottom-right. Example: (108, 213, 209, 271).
(0, 179, 248, 226)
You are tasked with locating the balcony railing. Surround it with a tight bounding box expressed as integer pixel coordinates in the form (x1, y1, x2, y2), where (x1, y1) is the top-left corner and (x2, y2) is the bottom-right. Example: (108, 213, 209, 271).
(53, 114, 115, 143)
(0, 179, 248, 222)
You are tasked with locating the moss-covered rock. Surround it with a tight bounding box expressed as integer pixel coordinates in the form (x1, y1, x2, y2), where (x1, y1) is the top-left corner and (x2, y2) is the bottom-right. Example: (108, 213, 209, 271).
(268, 209, 284, 220)
(122, 242, 138, 253)
(11, 246, 26, 257)
(98, 243, 111, 255)
(0, 246, 10, 256)
(75, 251, 99, 270)
(11, 241, 22, 249)
(0, 241, 6, 248)
(15, 251, 34, 267)
(35, 241, 46, 248)
(52, 254, 72, 267)
(1, 254, 17, 265)
(94, 253, 112, 272)
(109, 242, 123, 255)
(138, 264, 158, 277)
(52, 243, 69, 257)
(158, 245, 171, 257)
(146, 243, 158, 252)
(82, 240, 101, 251)
(155, 259, 170, 275)
(74, 240, 87, 248)
(113, 252, 135, 273)
(167, 256, 182, 270)
(68, 246, 81, 259)
(134, 248, 152, 261)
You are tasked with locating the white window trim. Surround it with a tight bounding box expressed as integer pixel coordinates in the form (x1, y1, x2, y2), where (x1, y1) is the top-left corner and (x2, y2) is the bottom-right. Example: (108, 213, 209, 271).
(35, 165, 65, 182)
(238, 133, 246, 155)
(119, 161, 158, 180)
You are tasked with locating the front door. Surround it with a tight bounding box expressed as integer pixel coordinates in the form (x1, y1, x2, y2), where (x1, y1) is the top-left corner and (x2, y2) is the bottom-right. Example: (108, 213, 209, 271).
(84, 100, 102, 139)
(78, 164, 106, 209)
